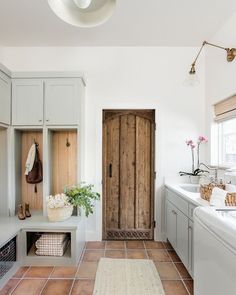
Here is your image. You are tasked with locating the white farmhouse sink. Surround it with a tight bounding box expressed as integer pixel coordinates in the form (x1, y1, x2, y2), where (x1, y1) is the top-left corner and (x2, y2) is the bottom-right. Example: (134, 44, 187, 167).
(179, 184, 200, 193)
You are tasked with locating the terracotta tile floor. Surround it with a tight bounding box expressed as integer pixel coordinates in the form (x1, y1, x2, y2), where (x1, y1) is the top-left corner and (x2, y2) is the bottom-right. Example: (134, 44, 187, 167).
(0, 241, 193, 295)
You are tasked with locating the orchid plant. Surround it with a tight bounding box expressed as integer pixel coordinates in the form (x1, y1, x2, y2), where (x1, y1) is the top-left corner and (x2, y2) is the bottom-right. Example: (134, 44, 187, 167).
(179, 135, 208, 177)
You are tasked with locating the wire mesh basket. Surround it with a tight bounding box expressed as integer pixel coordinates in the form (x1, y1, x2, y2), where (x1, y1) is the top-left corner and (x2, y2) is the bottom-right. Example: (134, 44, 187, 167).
(0, 237, 16, 279)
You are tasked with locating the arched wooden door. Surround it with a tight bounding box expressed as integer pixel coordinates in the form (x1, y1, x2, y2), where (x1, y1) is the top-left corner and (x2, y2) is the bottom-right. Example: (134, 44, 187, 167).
(103, 110, 155, 240)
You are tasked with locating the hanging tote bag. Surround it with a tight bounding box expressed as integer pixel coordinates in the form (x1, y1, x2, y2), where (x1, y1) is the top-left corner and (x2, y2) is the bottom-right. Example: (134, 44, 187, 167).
(26, 144, 43, 190)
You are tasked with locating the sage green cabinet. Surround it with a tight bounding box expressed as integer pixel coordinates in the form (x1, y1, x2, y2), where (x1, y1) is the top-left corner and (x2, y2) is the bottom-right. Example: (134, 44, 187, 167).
(0, 71, 11, 125)
(165, 188, 198, 278)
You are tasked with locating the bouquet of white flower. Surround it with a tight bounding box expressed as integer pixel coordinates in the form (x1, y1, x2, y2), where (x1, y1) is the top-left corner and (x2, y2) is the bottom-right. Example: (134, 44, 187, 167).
(47, 193, 71, 209)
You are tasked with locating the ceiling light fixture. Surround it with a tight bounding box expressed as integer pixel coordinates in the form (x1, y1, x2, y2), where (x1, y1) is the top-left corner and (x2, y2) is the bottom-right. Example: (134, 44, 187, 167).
(189, 41, 236, 75)
(73, 0, 92, 9)
(48, 0, 116, 28)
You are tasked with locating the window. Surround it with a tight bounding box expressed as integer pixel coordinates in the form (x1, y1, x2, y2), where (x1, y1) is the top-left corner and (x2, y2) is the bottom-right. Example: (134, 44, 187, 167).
(218, 117, 236, 166)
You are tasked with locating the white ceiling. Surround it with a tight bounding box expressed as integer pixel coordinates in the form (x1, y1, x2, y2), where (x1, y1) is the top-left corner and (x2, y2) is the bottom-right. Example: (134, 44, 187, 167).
(0, 0, 236, 46)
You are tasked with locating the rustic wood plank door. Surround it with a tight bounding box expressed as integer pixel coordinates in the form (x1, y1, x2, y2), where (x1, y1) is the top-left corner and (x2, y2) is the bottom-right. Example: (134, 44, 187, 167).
(103, 110, 155, 240)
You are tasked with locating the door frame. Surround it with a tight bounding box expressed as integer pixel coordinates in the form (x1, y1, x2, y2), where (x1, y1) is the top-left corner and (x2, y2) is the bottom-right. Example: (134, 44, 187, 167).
(102, 109, 156, 240)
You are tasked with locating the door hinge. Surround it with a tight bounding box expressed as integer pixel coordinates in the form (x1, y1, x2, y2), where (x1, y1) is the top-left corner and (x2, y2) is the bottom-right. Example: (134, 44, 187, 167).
(153, 221, 156, 228)
(154, 171, 157, 179)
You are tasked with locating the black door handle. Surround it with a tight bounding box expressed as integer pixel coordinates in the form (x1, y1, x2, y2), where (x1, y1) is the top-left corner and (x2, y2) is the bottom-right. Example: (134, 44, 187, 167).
(109, 163, 112, 178)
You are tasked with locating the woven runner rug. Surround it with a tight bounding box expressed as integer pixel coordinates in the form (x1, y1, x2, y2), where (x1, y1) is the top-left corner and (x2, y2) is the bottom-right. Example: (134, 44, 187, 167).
(93, 258, 165, 295)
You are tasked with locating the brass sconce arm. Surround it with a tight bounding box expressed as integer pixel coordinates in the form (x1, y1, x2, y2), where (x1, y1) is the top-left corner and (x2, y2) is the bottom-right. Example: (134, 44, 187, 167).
(189, 40, 236, 75)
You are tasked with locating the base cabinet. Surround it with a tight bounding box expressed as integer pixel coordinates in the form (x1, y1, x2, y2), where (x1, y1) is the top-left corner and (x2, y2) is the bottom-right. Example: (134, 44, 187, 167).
(176, 209, 189, 268)
(188, 220, 194, 276)
(165, 188, 197, 277)
(166, 201, 177, 248)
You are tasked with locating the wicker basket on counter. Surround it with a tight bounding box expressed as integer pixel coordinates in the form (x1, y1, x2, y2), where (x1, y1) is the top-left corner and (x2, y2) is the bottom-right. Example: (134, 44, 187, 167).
(225, 193, 236, 206)
(200, 184, 236, 206)
(200, 184, 225, 201)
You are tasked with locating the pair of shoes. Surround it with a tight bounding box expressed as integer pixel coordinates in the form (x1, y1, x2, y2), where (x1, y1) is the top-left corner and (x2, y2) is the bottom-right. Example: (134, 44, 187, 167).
(18, 203, 31, 220)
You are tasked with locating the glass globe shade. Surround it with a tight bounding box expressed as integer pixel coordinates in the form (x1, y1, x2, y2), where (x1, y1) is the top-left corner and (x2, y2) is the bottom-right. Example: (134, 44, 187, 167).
(73, 0, 92, 9)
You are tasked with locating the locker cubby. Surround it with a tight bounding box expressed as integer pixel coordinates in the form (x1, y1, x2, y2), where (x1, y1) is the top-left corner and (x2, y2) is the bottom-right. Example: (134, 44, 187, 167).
(14, 129, 44, 213)
(48, 129, 78, 196)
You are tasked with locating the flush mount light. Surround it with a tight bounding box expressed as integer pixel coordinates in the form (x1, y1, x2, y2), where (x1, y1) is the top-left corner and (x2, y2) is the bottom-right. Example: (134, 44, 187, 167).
(48, 0, 116, 28)
(189, 41, 236, 75)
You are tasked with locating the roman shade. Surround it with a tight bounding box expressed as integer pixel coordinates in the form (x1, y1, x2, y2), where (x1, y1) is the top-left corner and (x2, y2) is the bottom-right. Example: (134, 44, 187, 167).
(214, 95, 236, 122)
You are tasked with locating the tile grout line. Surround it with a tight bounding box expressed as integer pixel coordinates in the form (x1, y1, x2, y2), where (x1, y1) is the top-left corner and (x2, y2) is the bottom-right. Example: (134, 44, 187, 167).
(164, 241, 192, 290)
(38, 266, 55, 295)
(125, 241, 127, 259)
(143, 241, 149, 259)
(182, 279, 192, 295)
(9, 265, 33, 295)
(9, 279, 22, 295)
(165, 249, 191, 295)
(104, 241, 107, 258)
(69, 241, 87, 295)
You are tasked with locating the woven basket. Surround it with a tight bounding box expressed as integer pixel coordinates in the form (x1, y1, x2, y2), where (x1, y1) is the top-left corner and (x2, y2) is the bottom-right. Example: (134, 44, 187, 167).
(200, 184, 236, 206)
(47, 205, 73, 222)
(225, 193, 236, 206)
(200, 184, 226, 201)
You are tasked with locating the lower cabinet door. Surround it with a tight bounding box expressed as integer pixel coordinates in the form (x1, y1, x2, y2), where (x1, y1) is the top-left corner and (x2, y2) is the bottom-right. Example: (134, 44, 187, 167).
(166, 201, 177, 248)
(176, 209, 189, 268)
(188, 220, 194, 277)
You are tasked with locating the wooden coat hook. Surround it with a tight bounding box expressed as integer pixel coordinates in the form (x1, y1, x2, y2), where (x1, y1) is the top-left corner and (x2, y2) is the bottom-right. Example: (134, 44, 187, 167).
(66, 138, 71, 147)
(33, 139, 39, 146)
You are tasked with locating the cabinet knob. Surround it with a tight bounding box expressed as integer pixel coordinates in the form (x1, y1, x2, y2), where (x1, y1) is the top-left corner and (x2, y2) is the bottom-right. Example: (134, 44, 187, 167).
(172, 210, 177, 215)
(46, 119, 49, 122)
(188, 226, 192, 230)
(38, 119, 42, 122)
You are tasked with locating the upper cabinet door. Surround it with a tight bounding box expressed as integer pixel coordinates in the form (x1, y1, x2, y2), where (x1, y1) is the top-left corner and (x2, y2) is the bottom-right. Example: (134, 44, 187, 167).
(45, 79, 80, 125)
(12, 79, 44, 126)
(0, 71, 11, 125)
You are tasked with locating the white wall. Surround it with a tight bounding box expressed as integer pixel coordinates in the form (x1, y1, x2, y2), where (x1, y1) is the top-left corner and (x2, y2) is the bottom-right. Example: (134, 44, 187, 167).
(2, 47, 205, 240)
(0, 47, 3, 60)
(206, 12, 236, 164)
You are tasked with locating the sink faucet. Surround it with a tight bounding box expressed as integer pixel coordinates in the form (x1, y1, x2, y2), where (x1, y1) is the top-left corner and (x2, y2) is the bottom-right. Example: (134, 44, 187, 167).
(199, 163, 219, 183)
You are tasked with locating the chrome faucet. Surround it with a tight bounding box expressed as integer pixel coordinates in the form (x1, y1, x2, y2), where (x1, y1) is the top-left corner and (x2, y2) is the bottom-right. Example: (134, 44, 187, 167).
(199, 163, 219, 183)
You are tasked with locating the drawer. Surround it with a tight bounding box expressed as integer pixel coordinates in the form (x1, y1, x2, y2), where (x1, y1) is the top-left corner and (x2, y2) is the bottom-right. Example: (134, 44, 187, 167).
(166, 189, 188, 216)
(188, 203, 197, 221)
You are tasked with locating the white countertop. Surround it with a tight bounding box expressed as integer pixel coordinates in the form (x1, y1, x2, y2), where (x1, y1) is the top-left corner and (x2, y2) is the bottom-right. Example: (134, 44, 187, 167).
(0, 213, 83, 248)
(165, 182, 210, 207)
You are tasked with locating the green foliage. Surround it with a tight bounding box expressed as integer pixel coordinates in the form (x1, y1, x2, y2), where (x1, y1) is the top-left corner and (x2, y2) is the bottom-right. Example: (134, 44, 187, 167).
(64, 183, 100, 217)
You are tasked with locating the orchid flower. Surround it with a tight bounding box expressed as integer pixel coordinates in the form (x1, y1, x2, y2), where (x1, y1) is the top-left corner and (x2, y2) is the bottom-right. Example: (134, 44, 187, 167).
(183, 135, 208, 175)
(198, 135, 208, 143)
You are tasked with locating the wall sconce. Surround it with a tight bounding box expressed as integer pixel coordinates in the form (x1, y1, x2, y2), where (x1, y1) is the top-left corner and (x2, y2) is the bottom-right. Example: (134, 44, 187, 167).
(189, 41, 236, 75)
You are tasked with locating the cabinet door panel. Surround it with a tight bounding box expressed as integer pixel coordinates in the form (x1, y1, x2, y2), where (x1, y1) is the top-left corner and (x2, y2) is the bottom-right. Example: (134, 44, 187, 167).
(188, 220, 194, 277)
(0, 71, 11, 125)
(45, 79, 80, 125)
(166, 201, 177, 248)
(12, 79, 43, 126)
(176, 209, 189, 268)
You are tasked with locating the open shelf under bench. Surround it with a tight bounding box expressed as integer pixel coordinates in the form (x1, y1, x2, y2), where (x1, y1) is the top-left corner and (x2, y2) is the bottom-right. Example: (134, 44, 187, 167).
(0, 213, 85, 267)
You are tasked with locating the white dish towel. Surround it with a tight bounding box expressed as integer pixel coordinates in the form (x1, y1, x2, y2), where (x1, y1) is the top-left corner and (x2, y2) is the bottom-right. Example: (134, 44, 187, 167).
(210, 187, 227, 207)
(25, 143, 36, 175)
